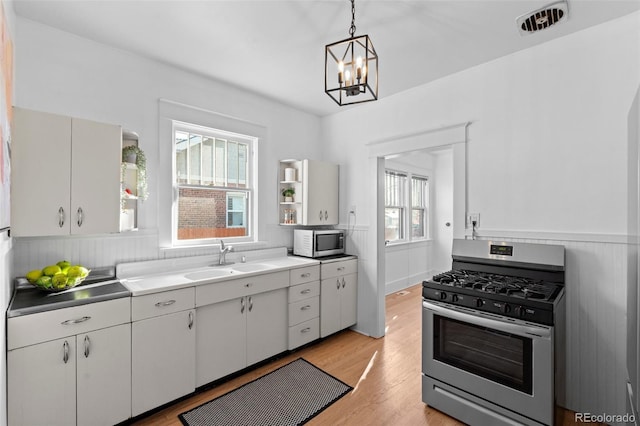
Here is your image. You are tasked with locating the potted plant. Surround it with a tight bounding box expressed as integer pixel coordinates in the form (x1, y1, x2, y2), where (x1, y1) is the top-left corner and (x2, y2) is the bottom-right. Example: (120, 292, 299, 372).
(121, 145, 148, 201)
(282, 187, 295, 202)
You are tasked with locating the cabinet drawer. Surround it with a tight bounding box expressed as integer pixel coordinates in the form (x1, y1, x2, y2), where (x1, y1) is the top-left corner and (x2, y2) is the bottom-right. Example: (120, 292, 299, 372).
(288, 281, 320, 303)
(320, 259, 357, 279)
(197, 271, 289, 307)
(288, 317, 320, 350)
(8, 297, 130, 350)
(288, 296, 319, 326)
(289, 265, 320, 286)
(131, 287, 195, 321)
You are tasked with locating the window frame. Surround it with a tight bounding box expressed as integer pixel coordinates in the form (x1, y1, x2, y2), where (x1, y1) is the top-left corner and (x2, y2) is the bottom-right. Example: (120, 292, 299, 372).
(384, 168, 430, 245)
(172, 120, 256, 246)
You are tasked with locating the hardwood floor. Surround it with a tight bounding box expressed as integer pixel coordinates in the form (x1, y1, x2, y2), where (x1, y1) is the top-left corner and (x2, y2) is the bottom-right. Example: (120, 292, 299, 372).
(131, 284, 595, 426)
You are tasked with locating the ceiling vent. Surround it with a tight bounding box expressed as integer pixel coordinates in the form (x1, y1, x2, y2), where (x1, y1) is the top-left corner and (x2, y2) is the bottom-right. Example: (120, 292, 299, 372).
(516, 1, 568, 35)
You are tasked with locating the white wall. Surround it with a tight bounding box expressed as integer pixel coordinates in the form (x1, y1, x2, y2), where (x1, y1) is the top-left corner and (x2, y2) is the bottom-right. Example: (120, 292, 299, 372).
(12, 17, 323, 268)
(323, 11, 640, 419)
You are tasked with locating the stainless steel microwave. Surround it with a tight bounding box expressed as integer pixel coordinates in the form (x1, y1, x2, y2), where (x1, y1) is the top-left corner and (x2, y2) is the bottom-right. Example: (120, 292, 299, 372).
(293, 229, 345, 258)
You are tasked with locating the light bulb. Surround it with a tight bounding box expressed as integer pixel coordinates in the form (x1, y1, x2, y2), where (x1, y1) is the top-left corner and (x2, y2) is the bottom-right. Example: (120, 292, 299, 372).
(338, 61, 344, 72)
(345, 69, 351, 85)
(356, 56, 363, 68)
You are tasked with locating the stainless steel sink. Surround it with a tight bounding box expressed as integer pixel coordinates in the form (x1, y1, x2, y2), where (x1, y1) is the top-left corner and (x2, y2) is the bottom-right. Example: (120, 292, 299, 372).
(184, 269, 234, 280)
(230, 263, 273, 273)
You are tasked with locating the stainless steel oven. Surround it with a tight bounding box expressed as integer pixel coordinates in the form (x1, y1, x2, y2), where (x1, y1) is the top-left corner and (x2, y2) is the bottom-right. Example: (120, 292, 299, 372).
(422, 239, 565, 426)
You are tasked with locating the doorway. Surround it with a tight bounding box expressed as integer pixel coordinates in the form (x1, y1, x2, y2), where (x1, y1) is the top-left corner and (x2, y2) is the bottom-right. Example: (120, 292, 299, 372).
(364, 123, 468, 338)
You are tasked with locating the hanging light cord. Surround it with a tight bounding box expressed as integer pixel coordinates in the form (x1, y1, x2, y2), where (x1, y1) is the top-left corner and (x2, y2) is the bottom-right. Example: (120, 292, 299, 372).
(349, 0, 356, 38)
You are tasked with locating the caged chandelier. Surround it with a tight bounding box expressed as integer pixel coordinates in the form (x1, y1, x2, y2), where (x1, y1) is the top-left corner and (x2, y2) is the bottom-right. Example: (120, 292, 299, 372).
(325, 0, 378, 106)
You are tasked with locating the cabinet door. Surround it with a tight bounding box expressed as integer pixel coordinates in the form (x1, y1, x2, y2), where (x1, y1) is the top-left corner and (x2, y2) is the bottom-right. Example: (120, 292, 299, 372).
(11, 108, 72, 236)
(8, 337, 76, 426)
(340, 273, 358, 329)
(132, 310, 196, 416)
(320, 277, 342, 337)
(71, 117, 122, 235)
(246, 288, 288, 365)
(303, 160, 339, 225)
(196, 298, 246, 386)
(77, 323, 132, 426)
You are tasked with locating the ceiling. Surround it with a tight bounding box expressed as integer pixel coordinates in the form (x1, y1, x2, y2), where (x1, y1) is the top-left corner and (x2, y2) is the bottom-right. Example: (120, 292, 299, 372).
(13, 0, 640, 117)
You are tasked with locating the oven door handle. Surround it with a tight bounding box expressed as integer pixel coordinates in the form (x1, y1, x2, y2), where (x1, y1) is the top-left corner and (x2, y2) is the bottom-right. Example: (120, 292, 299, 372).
(423, 300, 551, 339)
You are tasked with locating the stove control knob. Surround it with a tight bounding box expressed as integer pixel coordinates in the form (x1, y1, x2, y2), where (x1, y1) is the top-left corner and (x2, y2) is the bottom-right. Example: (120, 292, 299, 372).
(501, 303, 511, 314)
(451, 294, 459, 303)
(439, 291, 447, 300)
(515, 306, 526, 317)
(474, 298, 483, 308)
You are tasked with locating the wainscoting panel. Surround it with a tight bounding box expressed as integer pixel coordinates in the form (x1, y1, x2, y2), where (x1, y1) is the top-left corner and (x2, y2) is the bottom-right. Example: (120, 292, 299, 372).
(12, 230, 159, 276)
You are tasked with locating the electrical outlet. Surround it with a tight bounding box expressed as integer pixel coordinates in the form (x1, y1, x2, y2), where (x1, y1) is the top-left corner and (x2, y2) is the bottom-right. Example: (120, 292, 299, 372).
(466, 213, 480, 227)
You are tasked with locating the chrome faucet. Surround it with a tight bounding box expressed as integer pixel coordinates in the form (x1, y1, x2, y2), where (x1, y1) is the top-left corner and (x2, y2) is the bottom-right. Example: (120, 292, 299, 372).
(219, 239, 234, 265)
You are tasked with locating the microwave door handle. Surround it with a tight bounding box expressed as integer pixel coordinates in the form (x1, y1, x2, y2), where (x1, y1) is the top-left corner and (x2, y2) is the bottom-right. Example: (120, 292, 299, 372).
(423, 300, 551, 339)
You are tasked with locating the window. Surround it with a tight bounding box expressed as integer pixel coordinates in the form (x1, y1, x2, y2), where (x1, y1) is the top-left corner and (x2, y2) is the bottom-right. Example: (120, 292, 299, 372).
(173, 123, 254, 244)
(384, 169, 429, 243)
(385, 171, 407, 242)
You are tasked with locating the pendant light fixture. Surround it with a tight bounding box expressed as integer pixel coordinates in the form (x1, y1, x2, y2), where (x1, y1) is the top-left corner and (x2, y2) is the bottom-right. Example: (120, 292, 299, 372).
(325, 0, 378, 106)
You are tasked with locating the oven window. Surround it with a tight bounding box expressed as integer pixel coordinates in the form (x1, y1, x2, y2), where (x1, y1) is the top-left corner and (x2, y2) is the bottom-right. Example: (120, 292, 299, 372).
(433, 315, 533, 394)
(315, 234, 342, 252)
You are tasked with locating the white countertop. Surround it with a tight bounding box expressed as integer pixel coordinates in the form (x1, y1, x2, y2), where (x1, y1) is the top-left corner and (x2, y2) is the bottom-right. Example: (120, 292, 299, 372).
(118, 250, 320, 296)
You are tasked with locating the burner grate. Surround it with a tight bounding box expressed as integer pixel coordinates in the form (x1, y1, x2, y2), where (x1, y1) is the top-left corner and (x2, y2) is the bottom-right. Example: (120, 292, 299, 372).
(433, 270, 556, 300)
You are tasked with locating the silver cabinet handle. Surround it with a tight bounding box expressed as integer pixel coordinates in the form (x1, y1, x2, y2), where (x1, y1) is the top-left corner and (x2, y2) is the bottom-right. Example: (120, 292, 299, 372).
(155, 300, 176, 307)
(301, 305, 311, 311)
(300, 273, 310, 278)
(342, 277, 346, 288)
(301, 327, 311, 333)
(337, 267, 345, 271)
(301, 289, 311, 295)
(84, 335, 91, 358)
(241, 297, 245, 314)
(336, 279, 340, 290)
(244, 283, 252, 288)
(324, 210, 328, 220)
(319, 210, 323, 220)
(188, 311, 194, 330)
(248, 296, 253, 312)
(63, 340, 69, 364)
(77, 207, 84, 227)
(58, 207, 65, 228)
(61, 316, 91, 325)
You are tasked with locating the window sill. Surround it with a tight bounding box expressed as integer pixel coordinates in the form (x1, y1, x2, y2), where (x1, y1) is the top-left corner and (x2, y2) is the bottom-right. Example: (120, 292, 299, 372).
(160, 240, 269, 255)
(385, 239, 432, 250)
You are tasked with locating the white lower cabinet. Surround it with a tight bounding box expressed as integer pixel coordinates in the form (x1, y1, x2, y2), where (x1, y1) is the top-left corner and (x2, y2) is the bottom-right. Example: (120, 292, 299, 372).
(131, 288, 196, 416)
(7, 300, 132, 426)
(320, 259, 358, 338)
(196, 273, 289, 387)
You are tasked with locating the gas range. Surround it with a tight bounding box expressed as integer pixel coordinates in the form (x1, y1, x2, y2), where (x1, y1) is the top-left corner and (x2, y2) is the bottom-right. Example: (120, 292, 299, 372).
(423, 268, 564, 325)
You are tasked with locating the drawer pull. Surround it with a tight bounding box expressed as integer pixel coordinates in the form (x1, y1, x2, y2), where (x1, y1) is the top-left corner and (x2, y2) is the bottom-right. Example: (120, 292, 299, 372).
(155, 300, 176, 307)
(301, 327, 311, 333)
(300, 273, 311, 278)
(61, 316, 91, 325)
(188, 311, 194, 330)
(301, 305, 311, 311)
(337, 267, 345, 271)
(300, 289, 311, 295)
(245, 283, 252, 288)
(63, 340, 70, 364)
(84, 335, 91, 358)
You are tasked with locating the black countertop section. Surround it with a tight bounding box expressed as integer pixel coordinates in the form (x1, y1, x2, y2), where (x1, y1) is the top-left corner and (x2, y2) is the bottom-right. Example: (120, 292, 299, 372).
(7, 267, 130, 318)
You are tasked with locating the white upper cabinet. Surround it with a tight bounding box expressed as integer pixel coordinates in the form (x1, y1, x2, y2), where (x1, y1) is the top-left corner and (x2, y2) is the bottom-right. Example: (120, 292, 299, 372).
(278, 159, 339, 226)
(11, 107, 122, 237)
(302, 159, 339, 225)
